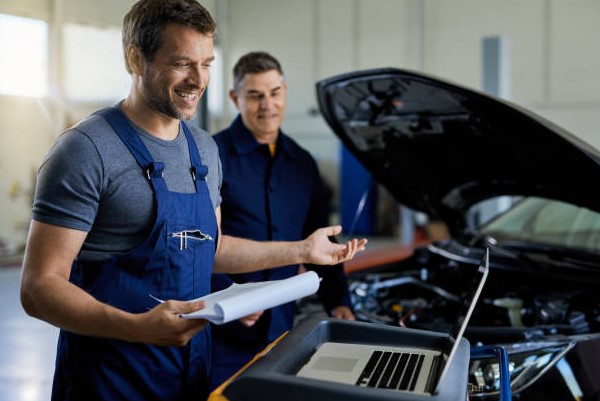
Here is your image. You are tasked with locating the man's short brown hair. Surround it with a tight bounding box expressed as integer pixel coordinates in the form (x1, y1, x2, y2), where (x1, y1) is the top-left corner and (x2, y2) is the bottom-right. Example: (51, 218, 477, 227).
(122, 0, 217, 73)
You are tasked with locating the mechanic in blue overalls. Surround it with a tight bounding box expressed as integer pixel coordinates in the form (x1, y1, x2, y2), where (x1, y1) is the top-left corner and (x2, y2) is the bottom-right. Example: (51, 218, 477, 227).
(210, 51, 357, 390)
(19, 1, 366, 400)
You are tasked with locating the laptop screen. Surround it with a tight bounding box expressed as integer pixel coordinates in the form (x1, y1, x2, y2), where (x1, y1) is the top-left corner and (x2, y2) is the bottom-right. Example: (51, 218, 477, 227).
(434, 248, 490, 392)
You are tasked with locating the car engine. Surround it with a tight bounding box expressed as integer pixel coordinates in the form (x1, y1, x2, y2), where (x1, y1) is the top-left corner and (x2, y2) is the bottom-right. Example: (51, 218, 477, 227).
(348, 247, 600, 346)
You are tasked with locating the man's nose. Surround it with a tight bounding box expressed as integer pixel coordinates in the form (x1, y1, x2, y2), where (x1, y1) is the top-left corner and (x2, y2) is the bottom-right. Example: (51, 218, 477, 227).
(259, 94, 273, 108)
(189, 65, 209, 88)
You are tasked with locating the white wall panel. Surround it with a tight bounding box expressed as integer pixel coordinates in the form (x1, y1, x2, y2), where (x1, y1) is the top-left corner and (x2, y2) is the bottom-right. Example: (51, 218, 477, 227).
(3, 0, 600, 250)
(424, 0, 546, 106)
(315, 0, 355, 79)
(549, 0, 600, 104)
(356, 0, 413, 71)
(0, 96, 56, 246)
(0, 0, 50, 20)
(62, 0, 135, 26)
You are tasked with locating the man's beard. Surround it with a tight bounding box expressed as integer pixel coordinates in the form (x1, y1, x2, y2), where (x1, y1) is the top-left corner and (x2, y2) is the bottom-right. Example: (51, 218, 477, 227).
(144, 79, 199, 121)
(147, 94, 195, 122)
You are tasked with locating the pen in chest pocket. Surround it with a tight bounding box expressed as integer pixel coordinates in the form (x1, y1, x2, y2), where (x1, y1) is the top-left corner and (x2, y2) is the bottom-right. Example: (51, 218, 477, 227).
(171, 229, 213, 250)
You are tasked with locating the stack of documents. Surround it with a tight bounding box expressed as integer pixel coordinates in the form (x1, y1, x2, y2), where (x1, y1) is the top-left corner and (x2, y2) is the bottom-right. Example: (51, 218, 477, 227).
(179, 271, 321, 324)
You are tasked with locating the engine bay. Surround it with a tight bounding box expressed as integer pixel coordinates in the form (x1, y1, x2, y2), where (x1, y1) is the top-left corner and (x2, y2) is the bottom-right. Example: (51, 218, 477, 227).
(348, 248, 600, 345)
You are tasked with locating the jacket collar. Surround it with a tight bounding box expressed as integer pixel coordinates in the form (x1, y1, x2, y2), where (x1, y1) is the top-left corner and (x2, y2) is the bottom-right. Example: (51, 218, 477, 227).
(229, 115, 299, 159)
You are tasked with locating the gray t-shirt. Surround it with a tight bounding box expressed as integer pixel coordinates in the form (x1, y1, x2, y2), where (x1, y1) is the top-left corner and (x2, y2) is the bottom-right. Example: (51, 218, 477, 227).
(32, 110, 222, 262)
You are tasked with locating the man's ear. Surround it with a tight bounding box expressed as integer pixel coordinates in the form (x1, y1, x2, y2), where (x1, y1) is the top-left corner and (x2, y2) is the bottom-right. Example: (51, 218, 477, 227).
(229, 89, 240, 109)
(282, 80, 289, 98)
(126, 45, 144, 76)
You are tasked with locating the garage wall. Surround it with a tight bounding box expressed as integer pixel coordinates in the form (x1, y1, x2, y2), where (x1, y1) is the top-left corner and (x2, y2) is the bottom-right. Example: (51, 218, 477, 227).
(0, 0, 134, 252)
(423, 0, 600, 150)
(213, 0, 420, 190)
(0, 0, 214, 250)
(213, 0, 600, 201)
(1, 0, 600, 251)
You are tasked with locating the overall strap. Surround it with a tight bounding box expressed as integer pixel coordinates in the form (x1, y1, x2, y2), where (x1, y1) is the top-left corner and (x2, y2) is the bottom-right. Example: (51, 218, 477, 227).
(180, 122, 208, 181)
(95, 107, 164, 179)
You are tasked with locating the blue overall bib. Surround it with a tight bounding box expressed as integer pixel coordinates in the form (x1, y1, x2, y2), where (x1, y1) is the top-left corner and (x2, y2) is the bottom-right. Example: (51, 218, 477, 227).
(51, 107, 218, 401)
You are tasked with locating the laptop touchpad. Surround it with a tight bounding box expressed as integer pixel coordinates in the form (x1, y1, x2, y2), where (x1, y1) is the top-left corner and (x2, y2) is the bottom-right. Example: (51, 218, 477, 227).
(312, 356, 358, 372)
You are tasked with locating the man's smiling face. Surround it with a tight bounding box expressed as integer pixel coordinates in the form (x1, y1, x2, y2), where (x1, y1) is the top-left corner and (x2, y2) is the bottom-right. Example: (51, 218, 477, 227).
(230, 69, 287, 143)
(141, 23, 214, 121)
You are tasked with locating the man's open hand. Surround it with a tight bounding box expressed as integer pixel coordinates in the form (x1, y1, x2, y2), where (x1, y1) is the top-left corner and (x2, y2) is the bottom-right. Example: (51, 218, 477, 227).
(303, 225, 367, 265)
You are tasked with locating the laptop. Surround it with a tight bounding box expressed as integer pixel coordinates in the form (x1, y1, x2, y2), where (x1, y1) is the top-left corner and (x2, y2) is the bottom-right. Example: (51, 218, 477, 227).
(296, 248, 490, 395)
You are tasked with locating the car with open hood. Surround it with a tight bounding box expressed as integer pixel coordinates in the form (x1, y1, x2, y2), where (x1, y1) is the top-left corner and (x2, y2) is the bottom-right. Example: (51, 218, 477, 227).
(316, 68, 600, 401)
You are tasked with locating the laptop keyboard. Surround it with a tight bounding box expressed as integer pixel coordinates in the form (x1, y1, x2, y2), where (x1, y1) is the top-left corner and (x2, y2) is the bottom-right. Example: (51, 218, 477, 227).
(355, 350, 425, 391)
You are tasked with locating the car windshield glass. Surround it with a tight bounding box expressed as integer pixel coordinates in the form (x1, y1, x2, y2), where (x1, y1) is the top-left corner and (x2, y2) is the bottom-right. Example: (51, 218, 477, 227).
(479, 197, 600, 255)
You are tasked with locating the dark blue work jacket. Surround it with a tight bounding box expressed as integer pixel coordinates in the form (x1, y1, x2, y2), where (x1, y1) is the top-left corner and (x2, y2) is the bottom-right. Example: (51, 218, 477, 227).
(210, 116, 351, 385)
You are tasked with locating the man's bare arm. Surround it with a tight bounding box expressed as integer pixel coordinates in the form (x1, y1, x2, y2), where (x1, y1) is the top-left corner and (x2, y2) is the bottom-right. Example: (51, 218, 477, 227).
(212, 207, 367, 274)
(20, 220, 207, 346)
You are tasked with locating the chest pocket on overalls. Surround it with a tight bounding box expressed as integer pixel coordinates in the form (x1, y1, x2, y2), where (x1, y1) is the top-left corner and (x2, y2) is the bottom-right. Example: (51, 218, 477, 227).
(171, 229, 214, 250)
(163, 221, 216, 301)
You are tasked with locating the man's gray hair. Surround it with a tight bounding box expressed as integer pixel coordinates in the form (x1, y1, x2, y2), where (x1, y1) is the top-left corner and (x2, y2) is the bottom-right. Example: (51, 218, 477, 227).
(232, 51, 284, 92)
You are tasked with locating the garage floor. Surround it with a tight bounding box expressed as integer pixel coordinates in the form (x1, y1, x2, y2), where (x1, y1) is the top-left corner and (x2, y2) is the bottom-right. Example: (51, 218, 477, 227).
(0, 266, 57, 401)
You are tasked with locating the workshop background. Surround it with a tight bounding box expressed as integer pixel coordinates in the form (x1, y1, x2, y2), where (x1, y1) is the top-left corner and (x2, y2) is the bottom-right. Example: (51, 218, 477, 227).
(1, 0, 600, 255)
(0, 1, 599, 400)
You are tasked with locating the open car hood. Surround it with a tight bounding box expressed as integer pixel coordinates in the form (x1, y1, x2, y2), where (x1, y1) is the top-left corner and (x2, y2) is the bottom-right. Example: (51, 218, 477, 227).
(317, 68, 600, 232)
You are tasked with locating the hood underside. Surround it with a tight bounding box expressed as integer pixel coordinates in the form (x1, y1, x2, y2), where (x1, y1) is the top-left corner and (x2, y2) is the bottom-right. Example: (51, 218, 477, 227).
(317, 68, 600, 230)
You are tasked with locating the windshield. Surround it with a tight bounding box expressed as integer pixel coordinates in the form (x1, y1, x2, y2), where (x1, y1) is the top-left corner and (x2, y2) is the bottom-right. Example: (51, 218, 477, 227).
(479, 197, 600, 255)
